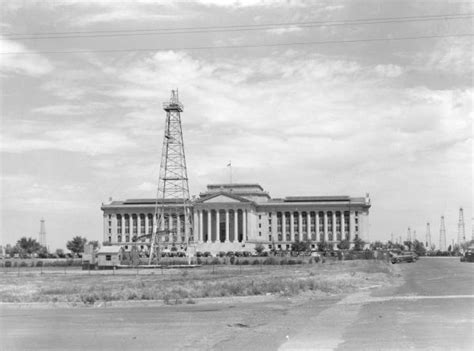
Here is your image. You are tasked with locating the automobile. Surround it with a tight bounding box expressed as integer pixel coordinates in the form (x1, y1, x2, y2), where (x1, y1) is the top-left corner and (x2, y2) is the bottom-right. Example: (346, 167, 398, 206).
(390, 251, 416, 264)
(460, 249, 474, 262)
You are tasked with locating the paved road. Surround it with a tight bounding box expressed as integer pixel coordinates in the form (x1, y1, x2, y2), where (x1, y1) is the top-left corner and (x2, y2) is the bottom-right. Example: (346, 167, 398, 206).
(1, 257, 473, 350)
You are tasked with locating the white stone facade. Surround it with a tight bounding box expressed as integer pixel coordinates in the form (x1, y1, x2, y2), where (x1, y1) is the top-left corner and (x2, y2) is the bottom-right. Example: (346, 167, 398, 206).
(101, 184, 371, 254)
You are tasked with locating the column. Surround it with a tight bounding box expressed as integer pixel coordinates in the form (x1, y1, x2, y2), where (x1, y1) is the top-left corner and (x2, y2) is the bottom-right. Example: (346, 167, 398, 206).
(216, 209, 220, 243)
(290, 211, 295, 242)
(122, 215, 126, 236)
(243, 209, 247, 242)
(234, 209, 238, 242)
(137, 215, 141, 238)
(341, 211, 345, 240)
(103, 214, 107, 242)
(324, 212, 328, 241)
(306, 212, 311, 240)
(177, 214, 181, 241)
(316, 212, 320, 241)
(145, 215, 149, 236)
(207, 210, 211, 243)
(271, 212, 277, 240)
(298, 212, 303, 240)
(192, 210, 198, 242)
(225, 210, 230, 242)
(333, 212, 336, 242)
(349, 211, 355, 241)
(282, 212, 286, 241)
(199, 210, 203, 243)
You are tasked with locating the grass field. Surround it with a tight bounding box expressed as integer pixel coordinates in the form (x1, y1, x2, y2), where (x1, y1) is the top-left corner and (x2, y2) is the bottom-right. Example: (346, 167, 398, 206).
(0, 260, 396, 305)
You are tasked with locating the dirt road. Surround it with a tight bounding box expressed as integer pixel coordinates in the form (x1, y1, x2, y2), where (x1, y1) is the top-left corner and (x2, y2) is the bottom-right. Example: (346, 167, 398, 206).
(1, 257, 472, 350)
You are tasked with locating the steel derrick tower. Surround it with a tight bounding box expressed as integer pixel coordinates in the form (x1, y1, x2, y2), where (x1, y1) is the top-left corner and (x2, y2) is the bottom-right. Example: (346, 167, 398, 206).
(457, 207, 465, 244)
(149, 90, 192, 263)
(439, 216, 447, 251)
(39, 218, 46, 247)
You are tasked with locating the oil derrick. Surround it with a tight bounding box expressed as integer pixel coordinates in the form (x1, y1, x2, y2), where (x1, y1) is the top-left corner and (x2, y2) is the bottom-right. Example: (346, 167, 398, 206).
(425, 222, 431, 249)
(439, 216, 447, 251)
(457, 207, 465, 244)
(39, 218, 46, 247)
(149, 90, 192, 264)
(407, 227, 412, 242)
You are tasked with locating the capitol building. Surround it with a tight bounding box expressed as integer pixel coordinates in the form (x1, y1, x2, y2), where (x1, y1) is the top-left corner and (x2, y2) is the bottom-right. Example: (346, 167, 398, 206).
(101, 183, 371, 254)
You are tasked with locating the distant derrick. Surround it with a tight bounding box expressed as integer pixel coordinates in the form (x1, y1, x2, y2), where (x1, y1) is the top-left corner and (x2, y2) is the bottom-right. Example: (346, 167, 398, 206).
(439, 216, 447, 251)
(39, 218, 46, 247)
(425, 222, 431, 249)
(457, 207, 465, 244)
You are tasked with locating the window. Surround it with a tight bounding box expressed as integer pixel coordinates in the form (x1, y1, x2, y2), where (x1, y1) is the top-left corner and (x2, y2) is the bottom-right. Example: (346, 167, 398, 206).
(268, 226, 272, 232)
(355, 218, 359, 224)
(108, 236, 111, 243)
(259, 231, 261, 236)
(105, 255, 111, 261)
(259, 215, 262, 220)
(108, 221, 112, 226)
(269, 235, 272, 241)
(108, 214, 111, 219)
(355, 226, 359, 232)
(258, 223, 261, 228)
(108, 228, 111, 234)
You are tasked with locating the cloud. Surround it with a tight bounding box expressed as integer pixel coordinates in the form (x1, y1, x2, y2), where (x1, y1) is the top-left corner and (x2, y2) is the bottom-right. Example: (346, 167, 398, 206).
(375, 64, 403, 78)
(266, 27, 303, 35)
(1, 121, 138, 155)
(0, 37, 53, 76)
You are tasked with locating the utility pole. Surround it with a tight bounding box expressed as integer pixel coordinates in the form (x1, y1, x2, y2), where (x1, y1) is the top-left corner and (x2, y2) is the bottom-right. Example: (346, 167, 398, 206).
(407, 227, 411, 242)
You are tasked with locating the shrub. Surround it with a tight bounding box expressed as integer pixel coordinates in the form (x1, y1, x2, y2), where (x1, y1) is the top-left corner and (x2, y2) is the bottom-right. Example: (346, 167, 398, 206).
(36, 261, 44, 267)
(196, 251, 203, 257)
(263, 257, 278, 265)
(211, 257, 220, 265)
(229, 256, 236, 265)
(203, 251, 211, 257)
(20, 261, 28, 267)
(4, 261, 12, 268)
(196, 258, 202, 265)
(235, 252, 243, 257)
(252, 259, 260, 265)
(288, 259, 296, 265)
(218, 251, 226, 258)
(241, 259, 249, 265)
(226, 251, 234, 257)
(280, 259, 288, 265)
(243, 251, 251, 257)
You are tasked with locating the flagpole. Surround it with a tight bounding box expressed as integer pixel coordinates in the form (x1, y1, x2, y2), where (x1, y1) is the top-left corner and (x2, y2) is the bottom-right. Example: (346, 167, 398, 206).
(228, 161, 232, 184)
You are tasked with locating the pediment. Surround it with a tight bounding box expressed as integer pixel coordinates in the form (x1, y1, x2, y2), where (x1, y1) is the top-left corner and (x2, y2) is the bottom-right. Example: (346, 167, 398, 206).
(202, 194, 245, 203)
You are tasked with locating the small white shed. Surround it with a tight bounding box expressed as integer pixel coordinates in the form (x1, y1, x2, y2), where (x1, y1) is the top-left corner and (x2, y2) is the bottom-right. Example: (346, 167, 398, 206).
(97, 246, 123, 268)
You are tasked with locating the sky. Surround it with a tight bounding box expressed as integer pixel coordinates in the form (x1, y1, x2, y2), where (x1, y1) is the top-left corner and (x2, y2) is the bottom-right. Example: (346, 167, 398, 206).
(0, 0, 472, 250)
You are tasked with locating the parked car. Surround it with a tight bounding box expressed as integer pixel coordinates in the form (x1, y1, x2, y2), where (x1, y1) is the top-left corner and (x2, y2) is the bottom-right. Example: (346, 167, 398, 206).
(460, 249, 474, 262)
(390, 252, 416, 264)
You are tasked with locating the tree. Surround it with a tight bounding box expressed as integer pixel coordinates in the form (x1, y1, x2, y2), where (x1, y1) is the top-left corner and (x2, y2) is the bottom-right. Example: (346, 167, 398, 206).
(16, 237, 42, 257)
(337, 239, 350, 250)
(88, 240, 100, 250)
(413, 240, 426, 256)
(66, 236, 87, 257)
(254, 243, 265, 255)
(317, 241, 332, 252)
(353, 235, 365, 251)
(403, 241, 413, 251)
(292, 240, 311, 254)
(55, 249, 66, 258)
